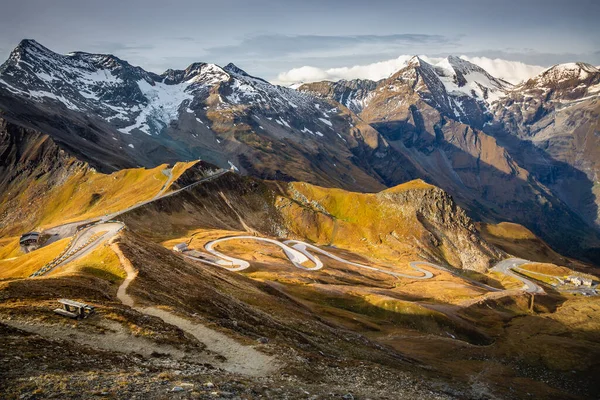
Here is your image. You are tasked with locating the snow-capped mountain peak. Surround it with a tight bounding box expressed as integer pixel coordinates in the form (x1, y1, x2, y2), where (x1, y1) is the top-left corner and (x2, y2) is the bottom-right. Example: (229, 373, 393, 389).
(406, 55, 423, 68)
(299, 55, 513, 126)
(433, 55, 513, 103)
(386, 55, 512, 126)
(161, 62, 230, 85)
(0, 40, 240, 135)
(0, 39, 347, 142)
(526, 62, 600, 88)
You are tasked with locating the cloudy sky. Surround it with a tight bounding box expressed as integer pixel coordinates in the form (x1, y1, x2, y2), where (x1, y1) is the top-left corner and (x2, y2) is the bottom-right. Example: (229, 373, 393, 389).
(0, 0, 597, 84)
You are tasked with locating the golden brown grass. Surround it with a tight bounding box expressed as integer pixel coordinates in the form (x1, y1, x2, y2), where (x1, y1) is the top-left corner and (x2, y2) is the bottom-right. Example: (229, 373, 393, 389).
(478, 221, 577, 267)
(502, 296, 600, 372)
(48, 244, 125, 283)
(161, 228, 246, 250)
(280, 182, 423, 264)
(0, 238, 69, 279)
(1, 161, 198, 239)
(520, 262, 572, 276)
(486, 271, 524, 289)
(0, 237, 20, 259)
(212, 240, 298, 267)
(514, 269, 559, 285)
(170, 161, 199, 185)
(482, 222, 537, 240)
(382, 179, 435, 193)
(397, 278, 486, 304)
(38, 164, 170, 227)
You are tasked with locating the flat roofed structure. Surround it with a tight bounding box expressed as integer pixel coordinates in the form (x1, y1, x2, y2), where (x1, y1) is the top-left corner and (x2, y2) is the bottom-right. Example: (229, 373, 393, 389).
(19, 232, 40, 245)
(173, 243, 188, 252)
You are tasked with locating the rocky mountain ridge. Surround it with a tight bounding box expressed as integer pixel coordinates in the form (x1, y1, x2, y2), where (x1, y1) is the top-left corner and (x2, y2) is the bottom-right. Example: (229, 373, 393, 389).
(299, 56, 600, 264)
(0, 39, 397, 191)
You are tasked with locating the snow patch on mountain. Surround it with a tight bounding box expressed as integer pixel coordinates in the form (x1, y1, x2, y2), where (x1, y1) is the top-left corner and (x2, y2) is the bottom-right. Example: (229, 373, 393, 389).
(531, 62, 600, 86)
(435, 57, 510, 104)
(29, 89, 82, 111)
(318, 117, 332, 127)
(119, 79, 193, 135)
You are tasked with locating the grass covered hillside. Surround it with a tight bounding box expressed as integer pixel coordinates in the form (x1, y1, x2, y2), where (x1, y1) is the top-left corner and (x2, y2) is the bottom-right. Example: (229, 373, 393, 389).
(1, 160, 200, 237)
(0, 118, 206, 239)
(277, 180, 502, 271)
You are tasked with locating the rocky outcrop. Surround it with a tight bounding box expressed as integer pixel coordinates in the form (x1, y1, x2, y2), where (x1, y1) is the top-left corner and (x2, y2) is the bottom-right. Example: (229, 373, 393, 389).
(378, 183, 502, 271)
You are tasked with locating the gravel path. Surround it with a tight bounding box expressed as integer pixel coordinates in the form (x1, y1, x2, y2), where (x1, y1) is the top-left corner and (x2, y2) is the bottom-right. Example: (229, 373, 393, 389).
(112, 243, 280, 377)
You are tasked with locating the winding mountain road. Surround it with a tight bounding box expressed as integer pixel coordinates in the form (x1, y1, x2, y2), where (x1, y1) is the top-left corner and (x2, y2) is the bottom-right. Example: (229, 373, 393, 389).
(492, 258, 545, 294)
(197, 235, 543, 294)
(204, 236, 320, 271)
(204, 236, 434, 279)
(284, 239, 433, 279)
(31, 165, 546, 297)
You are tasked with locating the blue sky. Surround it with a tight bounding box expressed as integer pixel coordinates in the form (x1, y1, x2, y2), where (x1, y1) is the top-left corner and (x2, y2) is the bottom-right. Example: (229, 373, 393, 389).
(0, 0, 597, 81)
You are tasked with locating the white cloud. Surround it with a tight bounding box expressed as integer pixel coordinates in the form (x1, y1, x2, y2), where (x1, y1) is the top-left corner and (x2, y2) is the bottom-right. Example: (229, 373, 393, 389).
(458, 56, 545, 84)
(276, 55, 438, 84)
(275, 55, 545, 86)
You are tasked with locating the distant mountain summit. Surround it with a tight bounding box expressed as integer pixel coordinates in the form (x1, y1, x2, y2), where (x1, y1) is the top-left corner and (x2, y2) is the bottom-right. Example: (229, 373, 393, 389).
(300, 55, 513, 128)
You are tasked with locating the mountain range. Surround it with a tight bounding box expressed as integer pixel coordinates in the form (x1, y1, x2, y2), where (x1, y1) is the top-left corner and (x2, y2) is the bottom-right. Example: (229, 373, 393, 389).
(1, 39, 599, 266)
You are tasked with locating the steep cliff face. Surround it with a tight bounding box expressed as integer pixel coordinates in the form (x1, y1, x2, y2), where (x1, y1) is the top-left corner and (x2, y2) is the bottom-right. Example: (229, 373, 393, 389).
(489, 63, 600, 229)
(377, 183, 501, 271)
(299, 79, 378, 114)
(0, 117, 85, 235)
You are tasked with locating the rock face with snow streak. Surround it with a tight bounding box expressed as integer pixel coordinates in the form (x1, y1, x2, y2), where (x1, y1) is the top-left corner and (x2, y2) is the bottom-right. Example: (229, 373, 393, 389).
(301, 56, 512, 128)
(0, 40, 160, 125)
(488, 62, 600, 229)
(299, 79, 379, 114)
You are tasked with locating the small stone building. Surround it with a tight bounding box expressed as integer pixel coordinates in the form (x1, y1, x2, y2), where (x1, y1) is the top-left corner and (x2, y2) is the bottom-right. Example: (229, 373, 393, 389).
(173, 243, 188, 252)
(19, 232, 40, 253)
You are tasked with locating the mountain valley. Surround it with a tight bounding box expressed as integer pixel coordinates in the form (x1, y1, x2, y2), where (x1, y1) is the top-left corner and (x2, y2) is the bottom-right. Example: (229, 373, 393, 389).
(1, 39, 600, 399)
